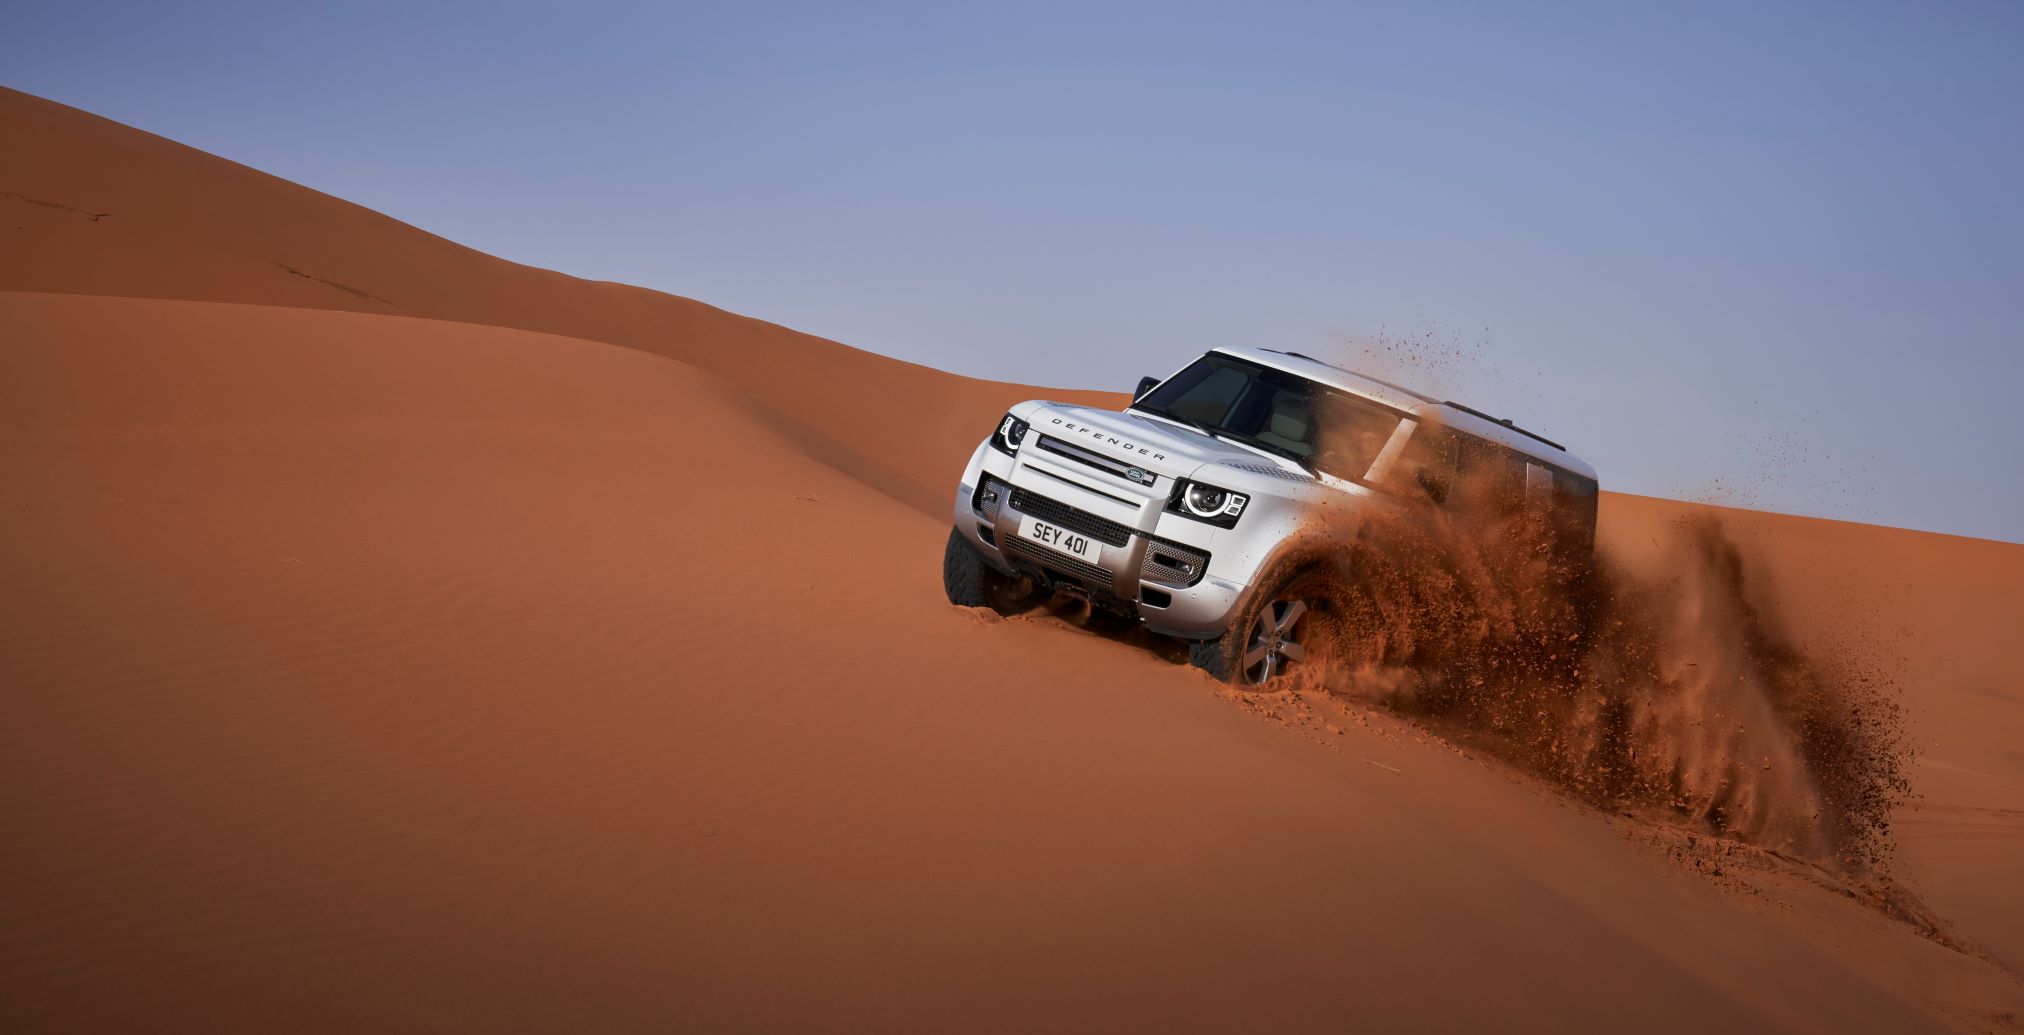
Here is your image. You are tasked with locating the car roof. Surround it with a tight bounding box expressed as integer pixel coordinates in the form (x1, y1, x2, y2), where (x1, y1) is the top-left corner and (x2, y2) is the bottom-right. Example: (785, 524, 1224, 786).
(1212, 346, 1599, 482)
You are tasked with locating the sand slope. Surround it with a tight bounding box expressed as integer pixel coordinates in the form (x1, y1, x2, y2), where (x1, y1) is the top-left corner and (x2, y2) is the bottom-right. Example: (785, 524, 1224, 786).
(1, 291, 2007, 1032)
(4, 86, 2023, 1031)
(0, 86, 1118, 517)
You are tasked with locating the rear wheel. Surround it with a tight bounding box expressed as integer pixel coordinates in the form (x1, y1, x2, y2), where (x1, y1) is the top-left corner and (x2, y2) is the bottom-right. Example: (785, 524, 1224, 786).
(1189, 569, 1325, 687)
(942, 527, 1039, 614)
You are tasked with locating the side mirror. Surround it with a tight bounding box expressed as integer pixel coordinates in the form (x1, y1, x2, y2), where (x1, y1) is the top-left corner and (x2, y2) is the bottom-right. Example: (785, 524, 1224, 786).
(1134, 376, 1160, 400)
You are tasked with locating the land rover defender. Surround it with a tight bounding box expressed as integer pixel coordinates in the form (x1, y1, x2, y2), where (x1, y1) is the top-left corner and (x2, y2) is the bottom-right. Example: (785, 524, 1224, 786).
(943, 347, 1598, 685)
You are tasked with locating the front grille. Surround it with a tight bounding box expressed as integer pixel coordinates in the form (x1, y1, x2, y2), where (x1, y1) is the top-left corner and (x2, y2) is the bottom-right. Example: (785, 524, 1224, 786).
(1035, 436, 1158, 486)
(1008, 488, 1132, 547)
(1141, 535, 1210, 587)
(1004, 535, 1114, 588)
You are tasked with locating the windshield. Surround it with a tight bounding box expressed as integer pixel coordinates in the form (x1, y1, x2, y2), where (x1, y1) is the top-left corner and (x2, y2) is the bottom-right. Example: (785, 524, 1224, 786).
(1133, 353, 1404, 482)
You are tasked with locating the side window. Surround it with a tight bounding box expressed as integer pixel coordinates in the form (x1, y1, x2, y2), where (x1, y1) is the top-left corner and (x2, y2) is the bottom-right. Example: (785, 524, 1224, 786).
(1554, 473, 1599, 550)
(1242, 379, 1319, 458)
(1453, 439, 1527, 513)
(1314, 392, 1404, 481)
(1525, 462, 1554, 504)
(1388, 423, 1460, 505)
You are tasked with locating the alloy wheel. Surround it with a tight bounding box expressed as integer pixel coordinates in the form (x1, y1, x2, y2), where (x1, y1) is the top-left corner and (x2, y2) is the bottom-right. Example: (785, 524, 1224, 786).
(1241, 598, 1307, 685)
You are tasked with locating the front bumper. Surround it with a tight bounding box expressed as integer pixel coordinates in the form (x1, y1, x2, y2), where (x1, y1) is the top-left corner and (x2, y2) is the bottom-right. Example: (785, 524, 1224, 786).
(952, 453, 1245, 639)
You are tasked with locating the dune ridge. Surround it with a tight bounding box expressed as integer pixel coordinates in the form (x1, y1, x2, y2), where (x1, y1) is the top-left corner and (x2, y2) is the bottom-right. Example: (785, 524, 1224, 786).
(0, 86, 1116, 517)
(5, 86, 2023, 1031)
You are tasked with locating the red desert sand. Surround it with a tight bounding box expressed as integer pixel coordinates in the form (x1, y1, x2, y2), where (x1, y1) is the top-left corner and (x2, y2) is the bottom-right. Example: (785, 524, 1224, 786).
(3, 87, 2021, 1032)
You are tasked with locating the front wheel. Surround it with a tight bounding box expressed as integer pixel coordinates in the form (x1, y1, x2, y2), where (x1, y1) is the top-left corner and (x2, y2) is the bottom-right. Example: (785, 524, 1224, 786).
(942, 527, 1039, 614)
(1188, 569, 1327, 687)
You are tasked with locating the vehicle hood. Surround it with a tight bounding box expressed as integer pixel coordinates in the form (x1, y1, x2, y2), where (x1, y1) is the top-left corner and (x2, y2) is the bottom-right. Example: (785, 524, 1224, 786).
(1020, 402, 1296, 482)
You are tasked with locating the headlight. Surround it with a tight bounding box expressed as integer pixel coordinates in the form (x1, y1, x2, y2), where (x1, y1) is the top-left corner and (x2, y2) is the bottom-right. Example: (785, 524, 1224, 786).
(1168, 479, 1249, 527)
(987, 413, 1029, 456)
(1183, 483, 1229, 515)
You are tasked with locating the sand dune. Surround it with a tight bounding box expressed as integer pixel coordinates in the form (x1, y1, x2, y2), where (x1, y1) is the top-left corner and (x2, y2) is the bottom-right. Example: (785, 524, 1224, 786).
(0, 86, 1118, 517)
(4, 86, 2022, 1031)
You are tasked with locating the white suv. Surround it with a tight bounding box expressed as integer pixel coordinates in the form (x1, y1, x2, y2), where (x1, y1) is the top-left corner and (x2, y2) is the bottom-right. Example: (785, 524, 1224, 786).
(943, 347, 1599, 685)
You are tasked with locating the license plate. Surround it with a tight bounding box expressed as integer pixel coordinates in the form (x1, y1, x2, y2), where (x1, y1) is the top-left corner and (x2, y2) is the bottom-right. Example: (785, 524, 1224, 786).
(1023, 519, 1103, 565)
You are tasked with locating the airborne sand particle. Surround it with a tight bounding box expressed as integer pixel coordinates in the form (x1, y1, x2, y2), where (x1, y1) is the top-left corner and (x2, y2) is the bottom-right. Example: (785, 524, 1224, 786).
(1281, 489, 1915, 874)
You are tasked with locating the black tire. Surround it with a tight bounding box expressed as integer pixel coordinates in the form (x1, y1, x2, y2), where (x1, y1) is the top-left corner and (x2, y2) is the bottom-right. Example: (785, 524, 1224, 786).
(942, 527, 1038, 614)
(1188, 566, 1331, 687)
(1187, 637, 1237, 681)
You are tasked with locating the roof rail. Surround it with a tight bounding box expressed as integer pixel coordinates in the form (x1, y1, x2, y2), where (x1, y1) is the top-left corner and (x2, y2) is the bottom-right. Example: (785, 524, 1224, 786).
(1441, 401, 1565, 452)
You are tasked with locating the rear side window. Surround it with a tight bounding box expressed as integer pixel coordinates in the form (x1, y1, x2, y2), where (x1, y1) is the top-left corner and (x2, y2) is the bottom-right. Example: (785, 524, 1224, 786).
(1525, 462, 1555, 501)
(1452, 439, 1529, 512)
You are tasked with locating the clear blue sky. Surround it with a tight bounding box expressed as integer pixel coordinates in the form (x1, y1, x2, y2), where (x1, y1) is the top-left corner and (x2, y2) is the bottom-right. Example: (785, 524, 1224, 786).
(7, 1, 2021, 540)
